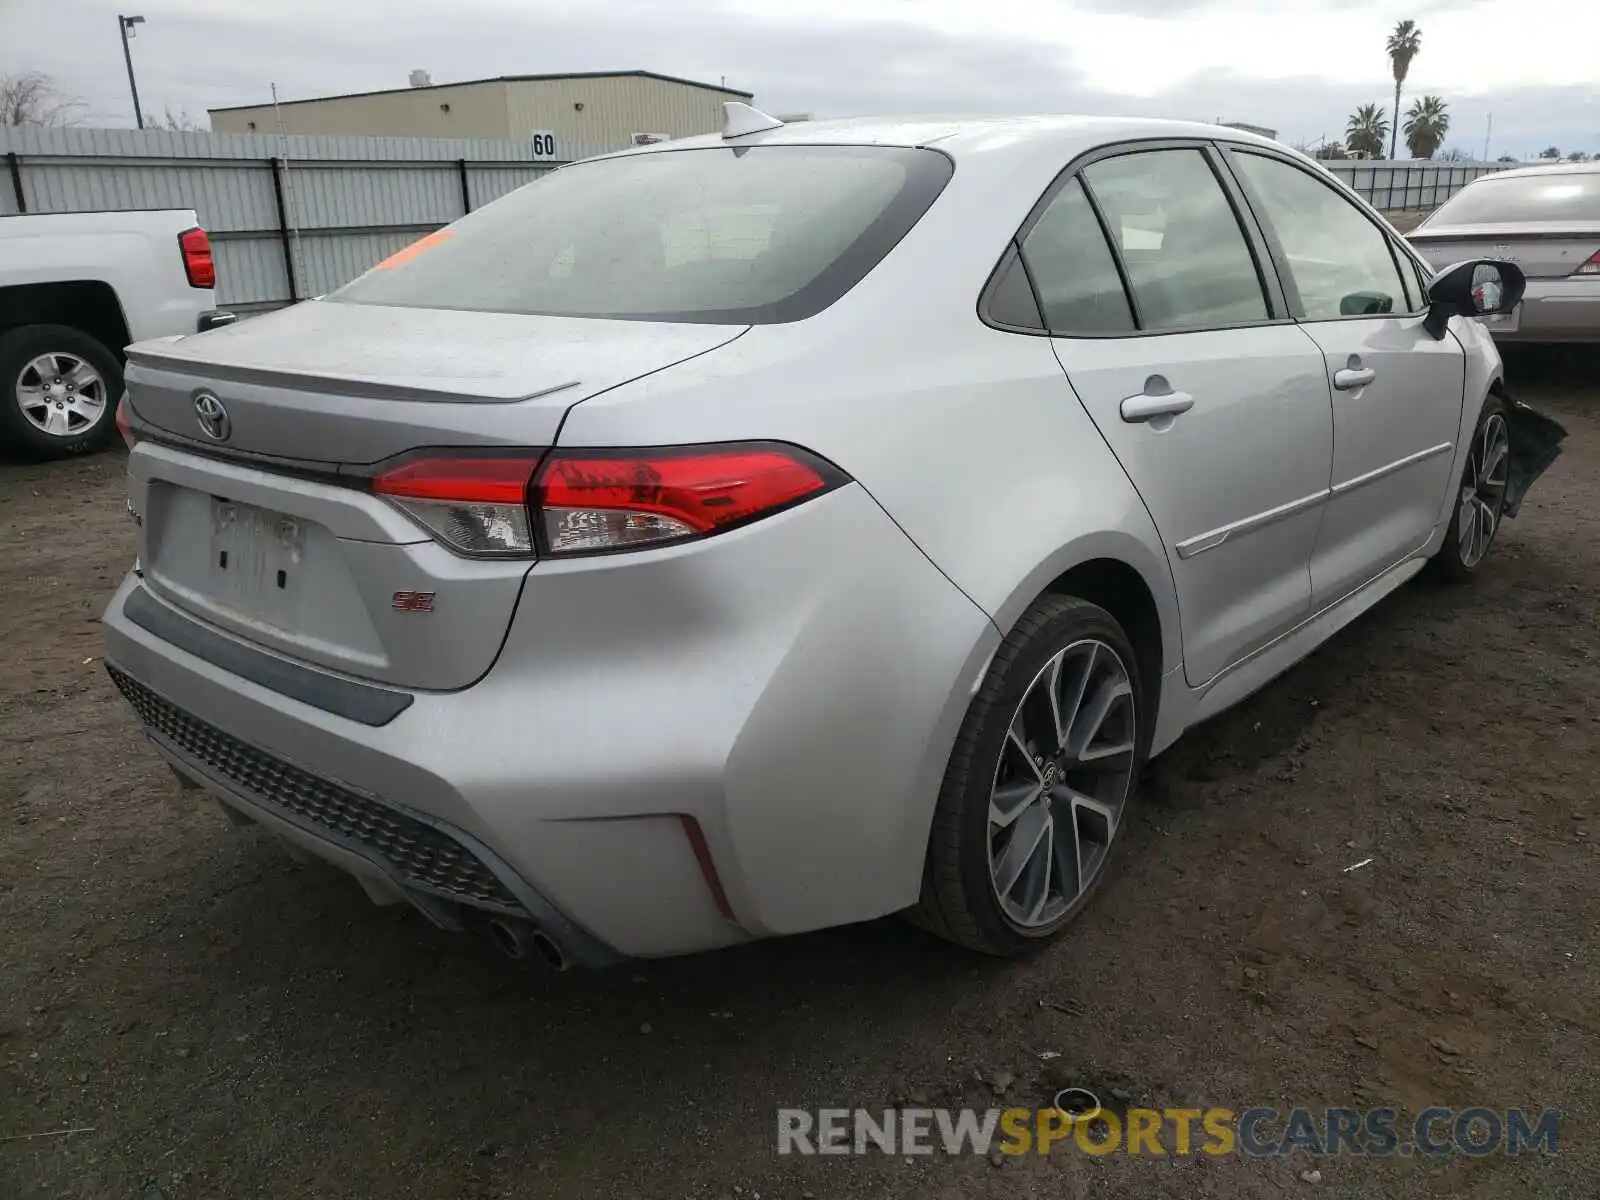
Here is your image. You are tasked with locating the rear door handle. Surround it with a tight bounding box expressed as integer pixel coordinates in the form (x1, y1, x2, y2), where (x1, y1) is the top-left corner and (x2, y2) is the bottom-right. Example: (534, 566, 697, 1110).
(1333, 366, 1376, 391)
(1120, 389, 1195, 423)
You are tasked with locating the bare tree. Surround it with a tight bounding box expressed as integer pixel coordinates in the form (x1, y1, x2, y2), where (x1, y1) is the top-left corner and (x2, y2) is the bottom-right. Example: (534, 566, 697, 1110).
(159, 105, 205, 132)
(0, 71, 86, 127)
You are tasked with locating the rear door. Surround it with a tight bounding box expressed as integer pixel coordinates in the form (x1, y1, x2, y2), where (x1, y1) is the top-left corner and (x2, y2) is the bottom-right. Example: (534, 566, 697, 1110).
(1022, 143, 1335, 685)
(1223, 147, 1466, 608)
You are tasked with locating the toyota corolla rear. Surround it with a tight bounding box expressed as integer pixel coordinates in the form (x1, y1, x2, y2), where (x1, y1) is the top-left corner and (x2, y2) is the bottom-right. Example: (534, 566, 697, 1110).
(102, 137, 995, 964)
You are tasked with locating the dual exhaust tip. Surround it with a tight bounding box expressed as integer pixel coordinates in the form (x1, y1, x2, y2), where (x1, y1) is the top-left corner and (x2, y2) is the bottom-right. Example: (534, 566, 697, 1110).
(486, 916, 569, 971)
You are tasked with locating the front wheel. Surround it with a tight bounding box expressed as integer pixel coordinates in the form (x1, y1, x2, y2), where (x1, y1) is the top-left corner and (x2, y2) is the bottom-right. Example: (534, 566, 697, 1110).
(0, 324, 124, 461)
(912, 594, 1147, 956)
(1432, 395, 1509, 582)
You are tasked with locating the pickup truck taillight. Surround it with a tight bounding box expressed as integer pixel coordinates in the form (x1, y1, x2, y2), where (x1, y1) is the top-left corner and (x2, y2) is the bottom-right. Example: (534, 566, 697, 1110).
(178, 227, 216, 289)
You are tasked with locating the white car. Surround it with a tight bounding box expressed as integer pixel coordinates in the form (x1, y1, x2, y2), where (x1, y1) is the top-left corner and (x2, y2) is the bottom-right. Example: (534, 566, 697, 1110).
(103, 110, 1561, 966)
(0, 209, 227, 459)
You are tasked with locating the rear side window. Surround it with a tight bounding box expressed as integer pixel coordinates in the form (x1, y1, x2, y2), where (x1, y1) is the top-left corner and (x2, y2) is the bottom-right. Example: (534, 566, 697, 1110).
(1081, 149, 1269, 331)
(1019, 178, 1134, 334)
(1425, 172, 1600, 225)
(329, 146, 953, 324)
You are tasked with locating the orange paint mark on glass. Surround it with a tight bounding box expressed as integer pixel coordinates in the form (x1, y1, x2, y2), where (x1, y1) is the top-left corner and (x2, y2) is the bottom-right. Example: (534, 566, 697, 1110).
(373, 228, 453, 270)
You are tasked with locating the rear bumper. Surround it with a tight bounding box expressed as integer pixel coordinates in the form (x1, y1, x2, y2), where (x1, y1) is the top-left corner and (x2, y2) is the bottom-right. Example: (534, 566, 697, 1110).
(102, 483, 998, 960)
(1490, 277, 1600, 343)
(106, 661, 619, 967)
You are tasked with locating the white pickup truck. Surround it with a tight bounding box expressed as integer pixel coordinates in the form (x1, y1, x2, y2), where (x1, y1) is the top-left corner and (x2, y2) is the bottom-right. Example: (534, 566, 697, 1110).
(0, 209, 232, 460)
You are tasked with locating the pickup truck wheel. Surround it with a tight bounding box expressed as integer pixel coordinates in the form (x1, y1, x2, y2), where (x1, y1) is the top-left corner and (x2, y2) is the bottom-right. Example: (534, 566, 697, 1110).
(0, 324, 124, 460)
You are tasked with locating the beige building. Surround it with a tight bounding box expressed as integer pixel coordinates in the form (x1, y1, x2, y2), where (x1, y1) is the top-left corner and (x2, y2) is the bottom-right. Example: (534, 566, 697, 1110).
(208, 71, 755, 159)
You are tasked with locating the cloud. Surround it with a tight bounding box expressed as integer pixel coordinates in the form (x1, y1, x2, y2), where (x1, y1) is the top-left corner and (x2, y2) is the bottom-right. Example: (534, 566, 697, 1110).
(1, 0, 1595, 157)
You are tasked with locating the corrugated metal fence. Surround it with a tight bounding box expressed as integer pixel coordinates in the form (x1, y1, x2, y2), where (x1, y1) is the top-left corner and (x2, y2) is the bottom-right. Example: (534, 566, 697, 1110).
(2, 126, 1509, 311)
(1322, 160, 1505, 212)
(0, 126, 564, 311)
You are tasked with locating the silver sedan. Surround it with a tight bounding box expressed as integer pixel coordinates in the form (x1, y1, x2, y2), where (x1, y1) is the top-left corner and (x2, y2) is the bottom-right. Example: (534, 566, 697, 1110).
(104, 110, 1563, 966)
(1409, 162, 1600, 343)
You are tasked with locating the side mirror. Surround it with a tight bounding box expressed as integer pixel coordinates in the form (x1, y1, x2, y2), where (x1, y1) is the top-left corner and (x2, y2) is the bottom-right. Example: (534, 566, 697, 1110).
(1422, 259, 1526, 340)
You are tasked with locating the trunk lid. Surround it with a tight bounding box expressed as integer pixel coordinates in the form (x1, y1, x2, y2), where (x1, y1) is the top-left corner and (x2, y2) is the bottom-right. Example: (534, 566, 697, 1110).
(125, 299, 745, 461)
(123, 300, 746, 691)
(1408, 220, 1600, 279)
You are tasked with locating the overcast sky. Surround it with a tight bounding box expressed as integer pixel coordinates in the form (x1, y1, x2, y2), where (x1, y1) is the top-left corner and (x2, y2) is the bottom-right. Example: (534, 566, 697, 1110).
(3, 0, 1595, 157)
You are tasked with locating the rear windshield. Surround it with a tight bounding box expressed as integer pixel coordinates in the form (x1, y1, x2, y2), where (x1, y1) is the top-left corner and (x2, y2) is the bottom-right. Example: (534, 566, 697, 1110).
(329, 145, 953, 324)
(1425, 171, 1600, 226)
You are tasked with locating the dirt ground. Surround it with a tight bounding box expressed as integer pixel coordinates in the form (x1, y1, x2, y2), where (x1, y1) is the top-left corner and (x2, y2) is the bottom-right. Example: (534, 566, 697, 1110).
(2, 350, 1596, 1200)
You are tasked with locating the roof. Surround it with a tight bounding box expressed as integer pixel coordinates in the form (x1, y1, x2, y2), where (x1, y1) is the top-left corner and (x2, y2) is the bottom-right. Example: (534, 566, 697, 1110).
(208, 70, 753, 114)
(589, 114, 1285, 162)
(1470, 160, 1600, 181)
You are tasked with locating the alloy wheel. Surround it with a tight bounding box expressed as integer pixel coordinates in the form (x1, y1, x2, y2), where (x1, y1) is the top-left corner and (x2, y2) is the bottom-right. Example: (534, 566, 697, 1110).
(1457, 412, 1509, 569)
(987, 638, 1138, 930)
(15, 352, 107, 439)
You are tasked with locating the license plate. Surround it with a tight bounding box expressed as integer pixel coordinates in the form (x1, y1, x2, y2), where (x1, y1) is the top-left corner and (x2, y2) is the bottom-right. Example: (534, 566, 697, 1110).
(1477, 303, 1520, 333)
(209, 497, 306, 610)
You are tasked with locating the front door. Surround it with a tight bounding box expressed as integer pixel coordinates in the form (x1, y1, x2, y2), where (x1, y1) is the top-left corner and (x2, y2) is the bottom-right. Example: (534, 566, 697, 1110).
(1224, 148, 1468, 606)
(1020, 145, 1336, 685)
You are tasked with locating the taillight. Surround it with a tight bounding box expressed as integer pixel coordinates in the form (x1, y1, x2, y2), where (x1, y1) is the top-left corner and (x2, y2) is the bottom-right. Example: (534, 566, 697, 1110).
(370, 444, 846, 558)
(1573, 249, 1600, 276)
(179, 227, 215, 289)
(533, 445, 842, 555)
(115, 392, 137, 450)
(372, 455, 543, 557)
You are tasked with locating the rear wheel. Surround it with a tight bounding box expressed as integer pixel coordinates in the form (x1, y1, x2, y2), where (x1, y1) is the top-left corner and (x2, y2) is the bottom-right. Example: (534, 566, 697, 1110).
(1432, 394, 1509, 582)
(0, 324, 123, 460)
(913, 594, 1147, 956)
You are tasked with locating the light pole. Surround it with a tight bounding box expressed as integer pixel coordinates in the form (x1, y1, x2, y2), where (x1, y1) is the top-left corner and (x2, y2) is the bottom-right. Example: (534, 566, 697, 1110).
(118, 14, 146, 129)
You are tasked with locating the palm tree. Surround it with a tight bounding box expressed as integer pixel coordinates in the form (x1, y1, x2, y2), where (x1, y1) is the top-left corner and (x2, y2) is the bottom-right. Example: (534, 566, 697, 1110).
(1403, 95, 1450, 159)
(1386, 20, 1422, 158)
(1345, 103, 1389, 158)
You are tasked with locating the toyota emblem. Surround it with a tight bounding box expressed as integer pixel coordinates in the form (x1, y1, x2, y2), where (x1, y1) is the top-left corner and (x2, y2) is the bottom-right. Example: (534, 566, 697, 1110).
(193, 391, 231, 441)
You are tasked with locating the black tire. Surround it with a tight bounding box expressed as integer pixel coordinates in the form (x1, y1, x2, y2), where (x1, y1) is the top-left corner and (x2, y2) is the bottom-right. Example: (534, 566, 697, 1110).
(0, 324, 124, 461)
(912, 594, 1150, 956)
(1430, 393, 1509, 583)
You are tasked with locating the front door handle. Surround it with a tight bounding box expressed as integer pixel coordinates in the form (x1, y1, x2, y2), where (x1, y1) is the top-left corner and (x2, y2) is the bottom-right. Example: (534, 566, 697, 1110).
(1334, 366, 1377, 390)
(1120, 387, 1195, 423)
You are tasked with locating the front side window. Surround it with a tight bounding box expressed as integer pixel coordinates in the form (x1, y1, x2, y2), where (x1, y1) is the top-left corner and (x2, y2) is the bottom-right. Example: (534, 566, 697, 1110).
(1080, 149, 1270, 331)
(1231, 151, 1409, 321)
(330, 145, 953, 324)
